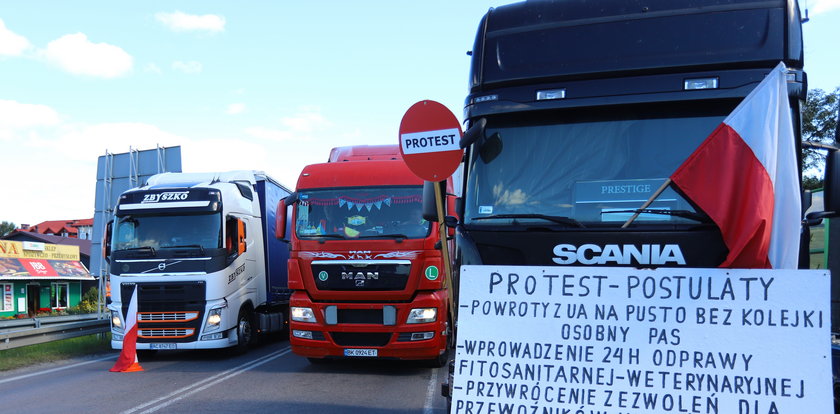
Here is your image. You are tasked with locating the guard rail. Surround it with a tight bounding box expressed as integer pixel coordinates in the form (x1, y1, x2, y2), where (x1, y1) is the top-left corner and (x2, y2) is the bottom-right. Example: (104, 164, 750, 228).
(0, 313, 110, 350)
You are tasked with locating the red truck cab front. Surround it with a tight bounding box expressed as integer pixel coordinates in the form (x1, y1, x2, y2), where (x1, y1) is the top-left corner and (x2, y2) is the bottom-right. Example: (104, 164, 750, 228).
(277, 145, 453, 365)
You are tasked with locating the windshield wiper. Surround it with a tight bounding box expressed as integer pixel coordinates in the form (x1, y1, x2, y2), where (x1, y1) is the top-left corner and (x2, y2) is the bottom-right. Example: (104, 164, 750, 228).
(605, 209, 711, 223)
(164, 244, 206, 254)
(471, 214, 585, 228)
(358, 233, 408, 240)
(122, 246, 156, 255)
(308, 234, 345, 239)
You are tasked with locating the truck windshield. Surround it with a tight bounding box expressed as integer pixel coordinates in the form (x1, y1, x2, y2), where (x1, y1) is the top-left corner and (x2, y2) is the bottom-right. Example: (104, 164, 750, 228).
(296, 186, 429, 239)
(112, 213, 222, 251)
(464, 103, 733, 227)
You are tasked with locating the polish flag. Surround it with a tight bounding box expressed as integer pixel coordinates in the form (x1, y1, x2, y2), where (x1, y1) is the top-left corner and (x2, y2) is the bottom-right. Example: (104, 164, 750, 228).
(110, 285, 144, 372)
(670, 62, 800, 269)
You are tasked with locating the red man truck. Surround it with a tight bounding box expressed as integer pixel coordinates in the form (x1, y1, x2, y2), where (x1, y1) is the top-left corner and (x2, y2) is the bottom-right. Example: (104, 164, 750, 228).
(276, 145, 454, 366)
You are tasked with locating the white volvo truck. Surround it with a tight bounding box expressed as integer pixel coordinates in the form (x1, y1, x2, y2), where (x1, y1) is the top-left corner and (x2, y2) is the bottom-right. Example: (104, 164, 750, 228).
(105, 171, 291, 351)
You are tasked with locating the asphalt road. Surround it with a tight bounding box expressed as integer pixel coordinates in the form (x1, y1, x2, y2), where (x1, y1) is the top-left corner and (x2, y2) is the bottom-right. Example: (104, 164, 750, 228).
(0, 337, 449, 414)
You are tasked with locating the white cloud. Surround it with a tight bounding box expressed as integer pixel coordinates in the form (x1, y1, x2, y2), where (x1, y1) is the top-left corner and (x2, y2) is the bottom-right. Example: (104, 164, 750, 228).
(0, 100, 61, 131)
(244, 108, 331, 142)
(0, 19, 32, 56)
(802, 0, 840, 15)
(172, 60, 203, 74)
(281, 109, 331, 132)
(143, 63, 162, 74)
(155, 11, 226, 33)
(43, 33, 133, 78)
(226, 103, 246, 115)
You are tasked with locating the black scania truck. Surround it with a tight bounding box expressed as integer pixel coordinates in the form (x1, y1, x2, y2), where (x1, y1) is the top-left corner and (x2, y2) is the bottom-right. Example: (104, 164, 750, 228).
(440, 0, 839, 408)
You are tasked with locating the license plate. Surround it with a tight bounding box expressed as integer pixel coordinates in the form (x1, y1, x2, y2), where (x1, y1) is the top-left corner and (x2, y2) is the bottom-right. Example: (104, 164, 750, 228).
(344, 348, 377, 357)
(149, 343, 177, 350)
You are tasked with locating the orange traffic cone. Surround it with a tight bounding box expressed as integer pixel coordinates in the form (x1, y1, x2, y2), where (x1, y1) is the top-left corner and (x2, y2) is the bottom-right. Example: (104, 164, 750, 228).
(110, 286, 144, 373)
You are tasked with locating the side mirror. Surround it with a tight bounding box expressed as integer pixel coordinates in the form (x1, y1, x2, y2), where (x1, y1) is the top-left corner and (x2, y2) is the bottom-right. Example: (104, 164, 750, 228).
(824, 149, 839, 217)
(422, 181, 440, 222)
(103, 220, 112, 264)
(237, 219, 247, 255)
(460, 118, 487, 149)
(275, 199, 287, 239)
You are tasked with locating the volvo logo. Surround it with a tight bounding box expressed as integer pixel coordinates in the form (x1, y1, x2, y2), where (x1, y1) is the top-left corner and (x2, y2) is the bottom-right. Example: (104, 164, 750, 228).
(341, 271, 379, 280)
(158, 263, 167, 271)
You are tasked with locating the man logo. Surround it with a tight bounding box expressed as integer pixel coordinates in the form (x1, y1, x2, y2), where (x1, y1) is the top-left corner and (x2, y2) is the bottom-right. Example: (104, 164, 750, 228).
(341, 272, 379, 280)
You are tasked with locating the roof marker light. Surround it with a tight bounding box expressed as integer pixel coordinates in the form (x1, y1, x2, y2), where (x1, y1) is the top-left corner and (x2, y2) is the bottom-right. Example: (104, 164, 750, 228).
(536, 89, 566, 100)
(683, 77, 719, 90)
(473, 94, 498, 104)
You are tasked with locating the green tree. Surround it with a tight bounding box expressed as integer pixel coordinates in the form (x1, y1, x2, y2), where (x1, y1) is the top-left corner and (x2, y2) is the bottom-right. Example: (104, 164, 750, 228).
(0, 221, 15, 237)
(802, 87, 839, 182)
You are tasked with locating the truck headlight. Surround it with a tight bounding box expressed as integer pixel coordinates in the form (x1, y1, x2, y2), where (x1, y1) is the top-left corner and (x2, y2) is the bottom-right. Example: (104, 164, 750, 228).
(291, 307, 316, 323)
(406, 308, 437, 324)
(204, 307, 224, 332)
(111, 310, 124, 333)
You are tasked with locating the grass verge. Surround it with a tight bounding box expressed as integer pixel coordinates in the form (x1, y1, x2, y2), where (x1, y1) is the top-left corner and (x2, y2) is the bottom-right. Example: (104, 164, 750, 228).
(0, 333, 114, 372)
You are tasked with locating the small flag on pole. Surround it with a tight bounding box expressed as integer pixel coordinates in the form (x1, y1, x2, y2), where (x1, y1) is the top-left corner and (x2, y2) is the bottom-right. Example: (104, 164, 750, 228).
(110, 285, 144, 372)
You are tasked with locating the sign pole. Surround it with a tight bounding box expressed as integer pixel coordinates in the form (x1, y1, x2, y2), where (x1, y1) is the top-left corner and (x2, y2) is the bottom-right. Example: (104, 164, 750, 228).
(434, 181, 456, 324)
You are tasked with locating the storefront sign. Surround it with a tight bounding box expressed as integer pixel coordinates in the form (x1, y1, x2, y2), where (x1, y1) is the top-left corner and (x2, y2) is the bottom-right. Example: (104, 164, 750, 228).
(0, 257, 92, 280)
(452, 266, 831, 413)
(0, 240, 80, 261)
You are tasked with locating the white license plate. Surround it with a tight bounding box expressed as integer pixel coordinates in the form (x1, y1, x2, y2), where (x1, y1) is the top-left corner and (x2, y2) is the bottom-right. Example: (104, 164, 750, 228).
(344, 348, 377, 357)
(149, 343, 177, 350)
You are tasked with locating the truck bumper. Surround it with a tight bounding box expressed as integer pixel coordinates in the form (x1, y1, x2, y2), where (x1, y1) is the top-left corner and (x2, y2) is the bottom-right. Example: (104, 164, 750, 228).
(289, 290, 449, 360)
(111, 327, 240, 350)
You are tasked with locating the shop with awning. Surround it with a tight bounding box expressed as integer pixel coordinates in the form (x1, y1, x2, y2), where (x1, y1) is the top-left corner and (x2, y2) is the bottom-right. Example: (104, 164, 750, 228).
(0, 240, 94, 317)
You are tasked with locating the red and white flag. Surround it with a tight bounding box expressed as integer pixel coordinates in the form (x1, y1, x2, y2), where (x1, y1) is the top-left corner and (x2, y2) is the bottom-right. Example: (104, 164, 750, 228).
(110, 285, 143, 372)
(671, 62, 800, 269)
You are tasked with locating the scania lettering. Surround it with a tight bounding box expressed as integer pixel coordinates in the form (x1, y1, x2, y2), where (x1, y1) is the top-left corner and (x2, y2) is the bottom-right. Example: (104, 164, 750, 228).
(277, 145, 454, 366)
(552, 244, 687, 266)
(104, 171, 292, 352)
(440, 0, 839, 406)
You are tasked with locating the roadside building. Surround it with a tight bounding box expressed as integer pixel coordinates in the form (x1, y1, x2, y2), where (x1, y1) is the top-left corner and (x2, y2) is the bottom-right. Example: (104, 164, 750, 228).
(0, 239, 94, 318)
(17, 218, 94, 240)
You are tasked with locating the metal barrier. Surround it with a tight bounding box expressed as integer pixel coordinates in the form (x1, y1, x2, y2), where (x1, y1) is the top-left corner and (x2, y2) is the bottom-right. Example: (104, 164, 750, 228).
(0, 314, 110, 351)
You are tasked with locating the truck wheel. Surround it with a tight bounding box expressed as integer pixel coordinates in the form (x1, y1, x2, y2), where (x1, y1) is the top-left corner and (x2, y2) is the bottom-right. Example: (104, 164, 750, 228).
(427, 318, 453, 368)
(234, 308, 255, 353)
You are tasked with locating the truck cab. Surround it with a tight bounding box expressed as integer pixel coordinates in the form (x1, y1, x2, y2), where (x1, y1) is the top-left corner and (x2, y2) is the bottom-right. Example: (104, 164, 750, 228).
(456, 0, 810, 269)
(278, 145, 453, 365)
(106, 171, 291, 351)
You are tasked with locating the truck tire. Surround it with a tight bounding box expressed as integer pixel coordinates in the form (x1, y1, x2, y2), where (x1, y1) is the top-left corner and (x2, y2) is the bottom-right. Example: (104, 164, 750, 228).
(233, 308, 255, 354)
(427, 317, 453, 368)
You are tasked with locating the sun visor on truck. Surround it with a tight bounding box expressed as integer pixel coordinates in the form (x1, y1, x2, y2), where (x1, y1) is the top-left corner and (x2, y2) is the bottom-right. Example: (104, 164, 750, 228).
(116, 188, 222, 215)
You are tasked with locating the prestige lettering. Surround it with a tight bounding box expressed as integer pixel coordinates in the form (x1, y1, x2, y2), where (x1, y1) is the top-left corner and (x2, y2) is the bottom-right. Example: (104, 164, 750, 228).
(601, 184, 652, 194)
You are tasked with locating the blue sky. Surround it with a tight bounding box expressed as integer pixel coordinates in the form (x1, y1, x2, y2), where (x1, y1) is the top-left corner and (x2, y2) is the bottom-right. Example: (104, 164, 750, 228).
(1, 1, 838, 226)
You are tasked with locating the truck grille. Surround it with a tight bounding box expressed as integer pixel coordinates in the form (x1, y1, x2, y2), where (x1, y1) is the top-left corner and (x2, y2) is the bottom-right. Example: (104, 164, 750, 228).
(121, 282, 205, 343)
(139, 328, 195, 338)
(139, 312, 199, 322)
(329, 332, 392, 347)
(337, 309, 383, 324)
(311, 261, 410, 291)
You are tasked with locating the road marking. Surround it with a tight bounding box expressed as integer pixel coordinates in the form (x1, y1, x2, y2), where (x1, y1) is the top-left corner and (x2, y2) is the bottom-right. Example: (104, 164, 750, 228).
(0, 354, 117, 385)
(423, 366, 440, 414)
(121, 346, 291, 414)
